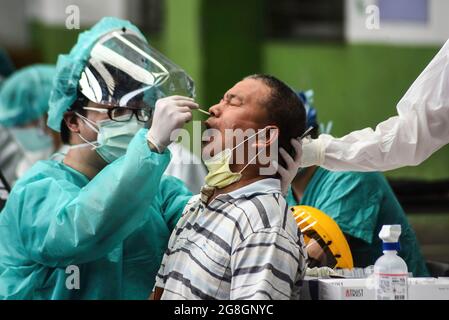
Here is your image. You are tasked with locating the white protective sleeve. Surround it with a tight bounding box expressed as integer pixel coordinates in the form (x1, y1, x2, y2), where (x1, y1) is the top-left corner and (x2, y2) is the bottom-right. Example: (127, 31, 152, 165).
(301, 38, 449, 172)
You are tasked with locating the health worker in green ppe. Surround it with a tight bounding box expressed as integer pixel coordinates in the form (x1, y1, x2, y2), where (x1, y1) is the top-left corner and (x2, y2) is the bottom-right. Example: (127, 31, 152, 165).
(0, 64, 61, 180)
(287, 91, 429, 277)
(0, 17, 197, 299)
(0, 48, 22, 185)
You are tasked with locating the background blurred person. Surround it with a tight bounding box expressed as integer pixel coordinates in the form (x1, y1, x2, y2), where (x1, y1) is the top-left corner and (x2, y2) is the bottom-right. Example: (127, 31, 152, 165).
(0, 64, 60, 179)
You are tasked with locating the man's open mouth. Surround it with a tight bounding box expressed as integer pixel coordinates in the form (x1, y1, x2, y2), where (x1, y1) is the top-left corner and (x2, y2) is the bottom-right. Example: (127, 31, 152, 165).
(204, 118, 213, 130)
(202, 118, 218, 147)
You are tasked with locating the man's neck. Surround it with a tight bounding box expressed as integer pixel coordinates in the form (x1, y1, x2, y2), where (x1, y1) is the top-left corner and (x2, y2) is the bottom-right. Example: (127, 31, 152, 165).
(291, 166, 318, 203)
(63, 148, 106, 180)
(206, 167, 270, 205)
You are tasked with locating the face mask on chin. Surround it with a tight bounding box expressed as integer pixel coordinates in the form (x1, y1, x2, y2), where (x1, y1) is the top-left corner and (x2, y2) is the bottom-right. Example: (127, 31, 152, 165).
(203, 127, 269, 189)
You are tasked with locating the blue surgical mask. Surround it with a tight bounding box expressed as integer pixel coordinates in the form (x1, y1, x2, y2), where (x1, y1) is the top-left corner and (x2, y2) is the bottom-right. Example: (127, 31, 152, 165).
(10, 127, 54, 152)
(72, 113, 144, 163)
(10, 127, 55, 177)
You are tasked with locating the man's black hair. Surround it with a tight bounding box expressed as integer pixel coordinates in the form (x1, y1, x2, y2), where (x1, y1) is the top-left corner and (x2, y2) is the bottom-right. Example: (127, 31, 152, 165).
(245, 74, 307, 166)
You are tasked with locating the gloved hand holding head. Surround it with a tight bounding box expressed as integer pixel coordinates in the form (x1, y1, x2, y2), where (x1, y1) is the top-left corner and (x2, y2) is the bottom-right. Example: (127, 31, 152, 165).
(274, 89, 320, 194)
(48, 17, 195, 168)
(202, 74, 307, 189)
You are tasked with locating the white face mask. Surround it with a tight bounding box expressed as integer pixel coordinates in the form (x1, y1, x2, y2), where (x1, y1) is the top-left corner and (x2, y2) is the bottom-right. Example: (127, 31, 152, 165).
(10, 126, 55, 177)
(203, 128, 268, 189)
(71, 113, 144, 163)
(10, 126, 54, 153)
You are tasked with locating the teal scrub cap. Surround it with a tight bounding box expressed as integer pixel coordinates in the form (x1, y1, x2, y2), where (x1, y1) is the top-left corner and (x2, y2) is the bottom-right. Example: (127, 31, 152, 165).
(0, 64, 55, 127)
(47, 17, 145, 132)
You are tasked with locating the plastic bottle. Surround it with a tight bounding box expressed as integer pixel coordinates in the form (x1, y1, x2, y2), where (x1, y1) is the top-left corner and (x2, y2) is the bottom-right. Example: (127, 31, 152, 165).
(374, 225, 408, 300)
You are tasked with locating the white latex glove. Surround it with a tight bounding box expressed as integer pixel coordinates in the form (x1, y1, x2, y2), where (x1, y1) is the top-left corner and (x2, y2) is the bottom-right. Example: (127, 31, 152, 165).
(276, 138, 302, 196)
(147, 96, 198, 152)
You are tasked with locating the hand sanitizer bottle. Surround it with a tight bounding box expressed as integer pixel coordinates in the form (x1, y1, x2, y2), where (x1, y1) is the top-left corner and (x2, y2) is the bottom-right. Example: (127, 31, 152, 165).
(374, 225, 408, 300)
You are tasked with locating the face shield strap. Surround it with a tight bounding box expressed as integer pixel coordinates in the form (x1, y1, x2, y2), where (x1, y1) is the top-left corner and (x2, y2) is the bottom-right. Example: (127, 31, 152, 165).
(70, 112, 101, 150)
(72, 134, 100, 150)
(75, 112, 99, 133)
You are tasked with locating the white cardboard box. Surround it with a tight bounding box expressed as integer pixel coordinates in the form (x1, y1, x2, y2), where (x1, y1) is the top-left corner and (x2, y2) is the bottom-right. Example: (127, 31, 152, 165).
(318, 277, 449, 300)
(408, 278, 449, 300)
(319, 278, 374, 300)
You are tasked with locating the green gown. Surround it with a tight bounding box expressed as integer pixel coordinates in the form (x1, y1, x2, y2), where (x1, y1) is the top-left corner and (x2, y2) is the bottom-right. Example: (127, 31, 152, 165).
(0, 129, 192, 299)
(287, 167, 429, 277)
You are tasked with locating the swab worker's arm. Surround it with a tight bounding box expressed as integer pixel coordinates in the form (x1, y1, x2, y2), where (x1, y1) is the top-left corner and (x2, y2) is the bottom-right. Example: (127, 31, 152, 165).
(301, 39, 449, 172)
(16, 129, 170, 267)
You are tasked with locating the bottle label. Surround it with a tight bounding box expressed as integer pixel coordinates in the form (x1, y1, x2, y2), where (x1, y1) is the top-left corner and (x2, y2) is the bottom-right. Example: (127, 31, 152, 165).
(374, 273, 408, 300)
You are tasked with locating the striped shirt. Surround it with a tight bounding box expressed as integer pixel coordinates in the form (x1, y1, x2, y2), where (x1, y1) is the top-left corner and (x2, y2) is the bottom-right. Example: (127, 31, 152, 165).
(155, 178, 307, 300)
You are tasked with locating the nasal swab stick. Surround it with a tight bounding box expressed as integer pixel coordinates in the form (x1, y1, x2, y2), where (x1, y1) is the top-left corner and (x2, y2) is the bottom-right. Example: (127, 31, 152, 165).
(300, 126, 314, 140)
(196, 108, 210, 116)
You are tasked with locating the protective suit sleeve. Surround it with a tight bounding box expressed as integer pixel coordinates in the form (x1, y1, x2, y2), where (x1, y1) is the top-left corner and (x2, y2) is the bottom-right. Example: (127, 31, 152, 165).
(302, 38, 449, 172)
(19, 128, 171, 267)
(159, 175, 193, 231)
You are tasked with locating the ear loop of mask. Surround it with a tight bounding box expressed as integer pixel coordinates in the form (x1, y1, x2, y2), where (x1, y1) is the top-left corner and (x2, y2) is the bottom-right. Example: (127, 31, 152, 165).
(71, 112, 101, 150)
(233, 128, 269, 174)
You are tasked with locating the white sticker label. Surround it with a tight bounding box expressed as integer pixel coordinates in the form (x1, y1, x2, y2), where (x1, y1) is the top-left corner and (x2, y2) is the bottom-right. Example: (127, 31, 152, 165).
(375, 273, 408, 300)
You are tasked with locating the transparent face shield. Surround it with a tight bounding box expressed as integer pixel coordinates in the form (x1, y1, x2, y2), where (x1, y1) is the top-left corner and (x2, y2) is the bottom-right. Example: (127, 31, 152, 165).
(78, 28, 195, 111)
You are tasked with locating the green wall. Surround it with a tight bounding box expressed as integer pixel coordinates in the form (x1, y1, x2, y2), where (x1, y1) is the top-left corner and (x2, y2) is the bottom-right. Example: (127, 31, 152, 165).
(162, 0, 204, 152)
(164, 0, 203, 104)
(29, 22, 163, 65)
(29, 22, 85, 64)
(263, 42, 449, 180)
(201, 0, 263, 107)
